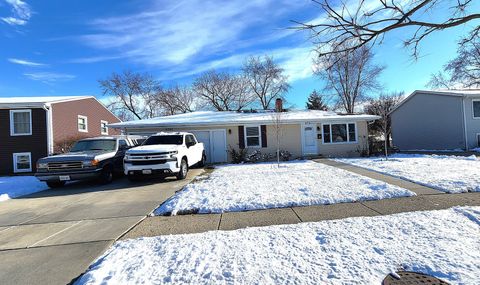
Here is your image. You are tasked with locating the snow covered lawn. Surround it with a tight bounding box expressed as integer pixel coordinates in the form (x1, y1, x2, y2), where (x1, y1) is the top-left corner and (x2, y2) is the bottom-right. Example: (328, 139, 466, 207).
(336, 154, 480, 193)
(76, 206, 480, 285)
(155, 160, 414, 215)
(0, 176, 48, 202)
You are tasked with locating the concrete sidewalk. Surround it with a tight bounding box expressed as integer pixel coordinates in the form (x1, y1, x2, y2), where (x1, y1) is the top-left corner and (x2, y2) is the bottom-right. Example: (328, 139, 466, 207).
(315, 159, 442, 195)
(0, 169, 202, 285)
(122, 159, 480, 239)
(123, 192, 480, 238)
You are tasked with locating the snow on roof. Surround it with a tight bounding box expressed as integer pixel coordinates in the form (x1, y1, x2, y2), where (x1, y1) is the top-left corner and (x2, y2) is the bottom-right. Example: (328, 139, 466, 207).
(0, 95, 93, 107)
(110, 110, 380, 129)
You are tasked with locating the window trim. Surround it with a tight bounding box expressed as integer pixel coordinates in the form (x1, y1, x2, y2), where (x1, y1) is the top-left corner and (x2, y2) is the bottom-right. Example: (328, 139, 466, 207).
(477, 133, 480, 148)
(78, 115, 88, 132)
(321, 122, 358, 144)
(9, 109, 32, 136)
(100, 120, 109, 135)
(244, 125, 262, 148)
(13, 152, 32, 173)
(472, 99, 480, 119)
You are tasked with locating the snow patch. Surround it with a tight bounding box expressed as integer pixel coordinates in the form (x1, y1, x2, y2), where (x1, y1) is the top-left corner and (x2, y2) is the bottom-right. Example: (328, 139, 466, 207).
(155, 160, 414, 215)
(335, 154, 480, 193)
(76, 207, 480, 284)
(0, 176, 49, 202)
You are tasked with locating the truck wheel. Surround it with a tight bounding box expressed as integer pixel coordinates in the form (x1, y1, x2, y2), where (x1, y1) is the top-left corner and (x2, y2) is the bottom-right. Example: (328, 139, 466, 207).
(176, 158, 188, 180)
(47, 181, 66, 188)
(99, 166, 114, 184)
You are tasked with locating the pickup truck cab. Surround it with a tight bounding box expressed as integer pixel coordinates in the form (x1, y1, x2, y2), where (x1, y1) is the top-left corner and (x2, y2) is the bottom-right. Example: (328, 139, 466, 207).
(124, 132, 206, 181)
(35, 136, 143, 188)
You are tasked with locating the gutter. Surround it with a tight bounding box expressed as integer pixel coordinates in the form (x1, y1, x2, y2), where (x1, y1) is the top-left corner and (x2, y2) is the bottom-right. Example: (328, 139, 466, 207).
(461, 96, 469, 150)
(42, 104, 54, 155)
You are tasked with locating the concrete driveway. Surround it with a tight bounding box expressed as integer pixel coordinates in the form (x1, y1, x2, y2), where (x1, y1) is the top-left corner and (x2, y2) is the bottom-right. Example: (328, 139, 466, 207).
(0, 169, 203, 285)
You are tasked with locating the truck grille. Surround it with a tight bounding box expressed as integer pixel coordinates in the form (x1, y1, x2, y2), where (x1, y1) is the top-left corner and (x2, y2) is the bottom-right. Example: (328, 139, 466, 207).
(130, 160, 167, 166)
(128, 152, 168, 156)
(47, 161, 83, 171)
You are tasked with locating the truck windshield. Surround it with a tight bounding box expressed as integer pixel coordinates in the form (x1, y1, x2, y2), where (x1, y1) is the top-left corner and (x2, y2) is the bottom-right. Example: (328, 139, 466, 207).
(143, 135, 183, 145)
(70, 140, 117, 152)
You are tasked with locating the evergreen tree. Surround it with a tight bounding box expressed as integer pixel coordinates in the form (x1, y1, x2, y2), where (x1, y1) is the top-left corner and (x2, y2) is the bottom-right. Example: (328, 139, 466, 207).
(306, 90, 328, 111)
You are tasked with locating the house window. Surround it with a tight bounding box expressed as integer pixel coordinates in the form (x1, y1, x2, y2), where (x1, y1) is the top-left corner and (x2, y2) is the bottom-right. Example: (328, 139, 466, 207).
(473, 100, 480, 118)
(78, 115, 88, 132)
(322, 124, 331, 143)
(13, 152, 32, 173)
(10, 109, 32, 136)
(477, 134, 480, 147)
(101, 120, 108, 135)
(322, 123, 357, 144)
(245, 126, 261, 147)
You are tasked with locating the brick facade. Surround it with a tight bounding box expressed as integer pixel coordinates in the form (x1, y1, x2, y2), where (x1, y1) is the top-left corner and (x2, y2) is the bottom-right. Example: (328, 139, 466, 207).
(51, 98, 121, 148)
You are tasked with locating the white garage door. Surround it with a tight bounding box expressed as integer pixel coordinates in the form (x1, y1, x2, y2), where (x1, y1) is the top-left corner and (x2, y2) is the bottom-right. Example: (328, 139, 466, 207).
(190, 130, 227, 163)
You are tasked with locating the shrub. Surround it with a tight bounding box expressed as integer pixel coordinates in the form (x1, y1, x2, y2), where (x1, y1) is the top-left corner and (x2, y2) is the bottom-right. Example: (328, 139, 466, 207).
(54, 135, 87, 154)
(228, 147, 247, 163)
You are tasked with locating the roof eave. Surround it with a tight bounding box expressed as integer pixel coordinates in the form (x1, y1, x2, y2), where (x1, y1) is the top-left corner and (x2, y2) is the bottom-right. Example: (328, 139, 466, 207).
(109, 115, 380, 129)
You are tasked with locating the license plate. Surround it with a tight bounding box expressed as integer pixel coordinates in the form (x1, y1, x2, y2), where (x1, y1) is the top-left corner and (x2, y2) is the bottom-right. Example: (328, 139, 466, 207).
(142, 169, 152, 175)
(59, 175, 70, 181)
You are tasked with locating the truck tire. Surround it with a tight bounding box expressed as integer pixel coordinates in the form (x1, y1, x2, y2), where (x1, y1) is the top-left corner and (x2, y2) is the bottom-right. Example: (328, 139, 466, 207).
(99, 165, 114, 184)
(47, 181, 66, 188)
(176, 158, 188, 180)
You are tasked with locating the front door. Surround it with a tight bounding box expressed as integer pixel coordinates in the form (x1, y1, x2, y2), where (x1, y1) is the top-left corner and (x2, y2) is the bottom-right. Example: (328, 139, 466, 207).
(210, 130, 227, 163)
(302, 123, 317, 155)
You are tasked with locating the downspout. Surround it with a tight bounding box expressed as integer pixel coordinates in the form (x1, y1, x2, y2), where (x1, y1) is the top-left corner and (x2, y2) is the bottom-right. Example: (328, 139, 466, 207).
(43, 104, 54, 155)
(461, 96, 468, 150)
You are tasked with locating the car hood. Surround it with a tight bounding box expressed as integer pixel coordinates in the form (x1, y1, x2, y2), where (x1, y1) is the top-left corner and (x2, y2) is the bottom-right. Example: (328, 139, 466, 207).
(127, 144, 179, 154)
(38, 150, 115, 163)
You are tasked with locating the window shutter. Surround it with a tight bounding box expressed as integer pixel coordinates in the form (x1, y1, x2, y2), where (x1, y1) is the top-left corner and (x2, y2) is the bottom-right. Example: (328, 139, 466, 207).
(238, 126, 245, 149)
(261, 125, 267, 148)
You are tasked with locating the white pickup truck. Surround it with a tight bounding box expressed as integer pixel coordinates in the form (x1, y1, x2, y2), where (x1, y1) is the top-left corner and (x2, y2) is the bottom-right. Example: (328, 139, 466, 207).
(123, 132, 206, 181)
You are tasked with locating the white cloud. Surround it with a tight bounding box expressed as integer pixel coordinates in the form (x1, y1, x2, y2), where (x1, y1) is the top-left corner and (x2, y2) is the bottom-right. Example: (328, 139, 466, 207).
(8, 58, 47, 66)
(1, 0, 31, 26)
(1, 16, 25, 25)
(24, 72, 75, 83)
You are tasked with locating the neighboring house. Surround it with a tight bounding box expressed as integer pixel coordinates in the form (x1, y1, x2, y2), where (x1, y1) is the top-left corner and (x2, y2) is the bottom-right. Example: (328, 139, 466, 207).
(0, 96, 121, 175)
(390, 89, 480, 151)
(110, 100, 379, 163)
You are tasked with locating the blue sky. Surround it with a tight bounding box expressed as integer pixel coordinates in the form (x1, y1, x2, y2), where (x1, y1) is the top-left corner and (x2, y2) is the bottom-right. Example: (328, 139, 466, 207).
(1, 0, 478, 108)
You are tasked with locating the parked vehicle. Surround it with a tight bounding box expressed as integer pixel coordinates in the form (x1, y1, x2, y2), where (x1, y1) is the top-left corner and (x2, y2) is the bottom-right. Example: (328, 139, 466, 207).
(35, 136, 144, 188)
(124, 132, 206, 181)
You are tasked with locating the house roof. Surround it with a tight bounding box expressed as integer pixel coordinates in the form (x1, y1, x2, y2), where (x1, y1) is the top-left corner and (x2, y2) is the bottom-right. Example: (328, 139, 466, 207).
(0, 96, 93, 108)
(109, 110, 380, 129)
(389, 89, 480, 115)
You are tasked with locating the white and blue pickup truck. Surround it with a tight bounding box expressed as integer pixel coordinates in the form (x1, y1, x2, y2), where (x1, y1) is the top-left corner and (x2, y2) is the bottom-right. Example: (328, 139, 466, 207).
(123, 132, 206, 181)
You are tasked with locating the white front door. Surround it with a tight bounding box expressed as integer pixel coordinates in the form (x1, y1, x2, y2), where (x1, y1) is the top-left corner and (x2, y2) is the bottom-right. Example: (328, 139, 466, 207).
(210, 130, 227, 163)
(302, 123, 318, 155)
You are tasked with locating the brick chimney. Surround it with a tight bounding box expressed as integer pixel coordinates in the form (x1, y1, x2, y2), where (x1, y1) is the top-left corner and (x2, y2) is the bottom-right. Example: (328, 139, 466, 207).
(275, 98, 283, 112)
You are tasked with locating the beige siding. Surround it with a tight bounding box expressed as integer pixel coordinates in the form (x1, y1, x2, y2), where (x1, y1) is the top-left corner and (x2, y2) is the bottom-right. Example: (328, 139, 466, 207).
(123, 120, 370, 161)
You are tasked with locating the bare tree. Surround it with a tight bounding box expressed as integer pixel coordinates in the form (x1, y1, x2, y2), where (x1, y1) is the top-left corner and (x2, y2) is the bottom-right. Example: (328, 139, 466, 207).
(295, 0, 480, 59)
(243, 56, 290, 110)
(154, 85, 197, 115)
(193, 70, 254, 111)
(316, 45, 384, 114)
(429, 38, 480, 88)
(99, 70, 162, 120)
(364, 92, 404, 159)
